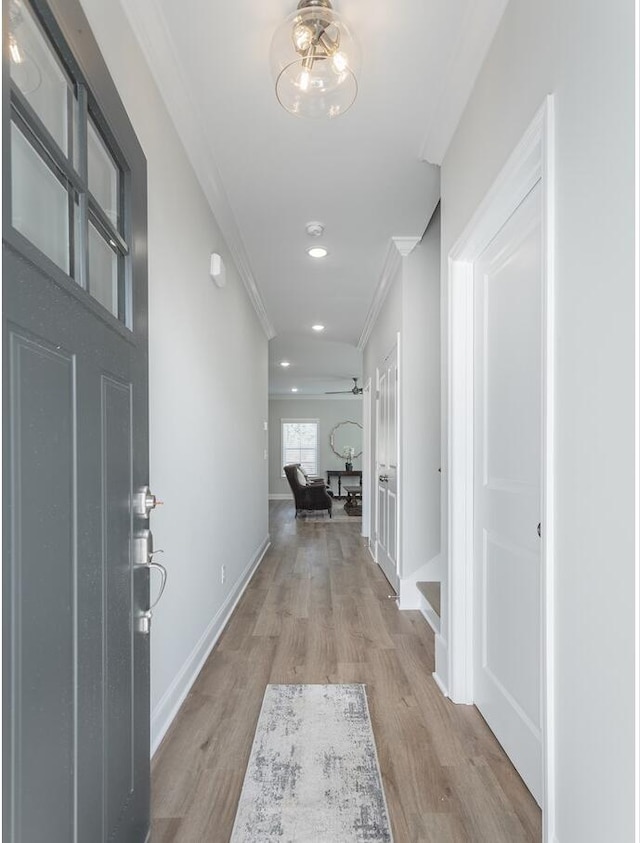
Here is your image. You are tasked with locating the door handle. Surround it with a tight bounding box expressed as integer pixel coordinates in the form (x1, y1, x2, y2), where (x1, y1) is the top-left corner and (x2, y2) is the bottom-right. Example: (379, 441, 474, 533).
(148, 557, 168, 610)
(379, 475, 388, 482)
(134, 530, 168, 633)
(537, 522, 541, 538)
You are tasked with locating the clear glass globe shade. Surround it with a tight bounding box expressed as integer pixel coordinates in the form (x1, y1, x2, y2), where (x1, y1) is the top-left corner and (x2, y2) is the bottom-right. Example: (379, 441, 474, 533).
(270, 5, 360, 119)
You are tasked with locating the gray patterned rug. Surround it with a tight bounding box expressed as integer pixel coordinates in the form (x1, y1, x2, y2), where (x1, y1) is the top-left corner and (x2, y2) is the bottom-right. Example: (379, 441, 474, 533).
(230, 684, 393, 842)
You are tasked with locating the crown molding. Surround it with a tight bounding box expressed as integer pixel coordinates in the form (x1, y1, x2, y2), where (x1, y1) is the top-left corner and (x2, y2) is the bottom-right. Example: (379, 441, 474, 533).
(269, 393, 362, 401)
(357, 236, 420, 351)
(392, 236, 421, 257)
(419, 0, 510, 165)
(119, 0, 275, 340)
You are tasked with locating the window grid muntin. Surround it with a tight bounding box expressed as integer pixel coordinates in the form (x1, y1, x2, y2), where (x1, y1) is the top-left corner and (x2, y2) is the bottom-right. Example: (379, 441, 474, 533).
(7, 0, 130, 327)
(281, 419, 320, 477)
(9, 0, 73, 155)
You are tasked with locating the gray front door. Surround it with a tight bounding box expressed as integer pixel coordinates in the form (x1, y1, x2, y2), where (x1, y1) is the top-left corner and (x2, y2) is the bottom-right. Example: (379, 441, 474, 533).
(3, 1, 150, 840)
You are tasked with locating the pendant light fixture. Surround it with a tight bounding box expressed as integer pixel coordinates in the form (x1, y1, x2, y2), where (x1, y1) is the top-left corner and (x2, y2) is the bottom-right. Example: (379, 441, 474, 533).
(270, 0, 360, 119)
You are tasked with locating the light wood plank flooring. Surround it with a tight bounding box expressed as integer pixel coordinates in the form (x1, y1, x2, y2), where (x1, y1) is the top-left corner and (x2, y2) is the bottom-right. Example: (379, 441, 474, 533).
(151, 501, 541, 841)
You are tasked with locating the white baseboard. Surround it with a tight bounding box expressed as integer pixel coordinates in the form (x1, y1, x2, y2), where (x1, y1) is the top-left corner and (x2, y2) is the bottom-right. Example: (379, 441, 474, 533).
(397, 554, 442, 610)
(150, 534, 271, 756)
(419, 600, 441, 635)
(268, 493, 291, 500)
(399, 580, 421, 610)
(432, 669, 449, 698)
(434, 632, 449, 700)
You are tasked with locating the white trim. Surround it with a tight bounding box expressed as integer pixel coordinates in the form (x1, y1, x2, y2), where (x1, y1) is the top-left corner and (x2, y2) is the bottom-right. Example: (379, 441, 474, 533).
(119, 0, 275, 340)
(150, 535, 271, 755)
(392, 236, 421, 258)
(446, 97, 555, 837)
(361, 378, 372, 539)
(269, 393, 363, 401)
(358, 240, 404, 350)
(419, 601, 441, 636)
(268, 494, 291, 500)
(541, 96, 557, 843)
(395, 332, 402, 590)
(432, 667, 449, 699)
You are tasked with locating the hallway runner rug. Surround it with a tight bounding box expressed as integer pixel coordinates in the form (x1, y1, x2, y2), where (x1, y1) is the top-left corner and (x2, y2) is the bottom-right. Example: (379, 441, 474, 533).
(230, 684, 393, 842)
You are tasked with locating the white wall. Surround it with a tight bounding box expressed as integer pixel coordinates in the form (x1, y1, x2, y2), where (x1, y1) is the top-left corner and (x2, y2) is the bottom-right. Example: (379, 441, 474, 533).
(269, 397, 363, 497)
(402, 209, 441, 579)
(363, 259, 402, 552)
(439, 0, 635, 839)
(362, 223, 442, 585)
(79, 0, 269, 751)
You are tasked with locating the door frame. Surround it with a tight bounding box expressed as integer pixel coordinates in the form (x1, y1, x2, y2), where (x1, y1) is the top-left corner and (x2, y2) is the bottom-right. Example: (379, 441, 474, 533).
(361, 377, 372, 540)
(446, 98, 555, 838)
(374, 335, 401, 590)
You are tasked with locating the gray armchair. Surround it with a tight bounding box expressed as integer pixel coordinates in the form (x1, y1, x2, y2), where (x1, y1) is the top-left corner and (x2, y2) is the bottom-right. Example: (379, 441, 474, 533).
(283, 464, 333, 518)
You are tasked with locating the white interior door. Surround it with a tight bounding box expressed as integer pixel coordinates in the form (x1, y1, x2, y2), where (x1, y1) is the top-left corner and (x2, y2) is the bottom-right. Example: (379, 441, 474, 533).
(362, 380, 372, 539)
(473, 182, 543, 804)
(376, 345, 399, 591)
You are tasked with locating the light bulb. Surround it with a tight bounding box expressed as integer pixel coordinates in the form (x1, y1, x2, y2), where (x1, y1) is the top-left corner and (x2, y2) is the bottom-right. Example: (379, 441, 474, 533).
(298, 70, 311, 91)
(293, 23, 313, 52)
(332, 52, 348, 73)
(9, 36, 23, 64)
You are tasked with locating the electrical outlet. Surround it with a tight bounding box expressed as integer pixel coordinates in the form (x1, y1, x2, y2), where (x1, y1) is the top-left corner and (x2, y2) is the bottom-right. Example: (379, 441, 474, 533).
(221, 564, 226, 585)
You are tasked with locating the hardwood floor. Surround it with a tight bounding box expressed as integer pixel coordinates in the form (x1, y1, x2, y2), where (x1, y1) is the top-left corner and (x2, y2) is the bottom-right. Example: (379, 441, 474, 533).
(151, 501, 541, 841)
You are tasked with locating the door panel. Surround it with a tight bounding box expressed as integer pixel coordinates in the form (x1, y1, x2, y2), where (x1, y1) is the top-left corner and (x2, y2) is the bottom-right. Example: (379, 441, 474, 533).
(375, 345, 399, 591)
(102, 377, 135, 834)
(473, 182, 543, 804)
(3, 1, 150, 840)
(9, 330, 76, 843)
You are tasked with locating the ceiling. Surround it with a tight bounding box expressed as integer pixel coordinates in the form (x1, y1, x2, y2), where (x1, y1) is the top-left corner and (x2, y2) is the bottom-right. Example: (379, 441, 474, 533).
(120, 0, 508, 396)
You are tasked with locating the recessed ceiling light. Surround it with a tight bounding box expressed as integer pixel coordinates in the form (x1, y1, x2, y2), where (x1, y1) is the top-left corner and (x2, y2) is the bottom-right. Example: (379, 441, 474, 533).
(291, 387, 298, 392)
(307, 247, 328, 259)
(280, 361, 290, 367)
(312, 324, 325, 332)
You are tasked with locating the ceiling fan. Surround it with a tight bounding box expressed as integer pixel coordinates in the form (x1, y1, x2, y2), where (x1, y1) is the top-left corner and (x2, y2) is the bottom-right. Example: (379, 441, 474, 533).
(325, 377, 363, 396)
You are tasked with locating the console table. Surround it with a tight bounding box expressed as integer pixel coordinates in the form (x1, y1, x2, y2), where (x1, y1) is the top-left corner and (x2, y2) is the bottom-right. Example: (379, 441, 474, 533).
(326, 469, 362, 498)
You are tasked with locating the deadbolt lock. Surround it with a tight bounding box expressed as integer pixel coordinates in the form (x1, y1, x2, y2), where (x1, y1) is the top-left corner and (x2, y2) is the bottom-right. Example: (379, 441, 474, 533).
(135, 485, 164, 518)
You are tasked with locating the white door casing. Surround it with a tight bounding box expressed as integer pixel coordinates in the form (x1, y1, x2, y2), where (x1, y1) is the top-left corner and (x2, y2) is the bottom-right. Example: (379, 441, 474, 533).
(376, 342, 399, 592)
(447, 98, 555, 839)
(473, 181, 543, 804)
(362, 379, 373, 539)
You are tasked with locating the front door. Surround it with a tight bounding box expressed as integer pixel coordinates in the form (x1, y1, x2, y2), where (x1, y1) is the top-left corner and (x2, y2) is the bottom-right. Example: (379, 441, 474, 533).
(375, 344, 399, 591)
(3, 0, 151, 839)
(473, 181, 543, 804)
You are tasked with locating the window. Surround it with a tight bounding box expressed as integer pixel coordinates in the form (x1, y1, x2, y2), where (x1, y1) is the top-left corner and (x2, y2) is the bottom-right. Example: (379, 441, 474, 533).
(8, 0, 129, 325)
(282, 419, 319, 476)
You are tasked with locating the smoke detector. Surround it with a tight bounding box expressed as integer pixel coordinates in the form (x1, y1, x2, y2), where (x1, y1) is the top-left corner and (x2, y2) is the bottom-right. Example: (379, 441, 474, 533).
(305, 221, 324, 237)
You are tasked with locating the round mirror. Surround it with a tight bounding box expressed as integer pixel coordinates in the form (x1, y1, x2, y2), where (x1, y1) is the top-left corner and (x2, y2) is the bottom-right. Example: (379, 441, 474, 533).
(329, 420, 363, 460)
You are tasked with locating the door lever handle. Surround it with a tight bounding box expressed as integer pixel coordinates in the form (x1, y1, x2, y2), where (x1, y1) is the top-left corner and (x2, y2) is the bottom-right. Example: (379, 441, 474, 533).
(379, 475, 389, 482)
(134, 530, 169, 618)
(147, 560, 167, 610)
